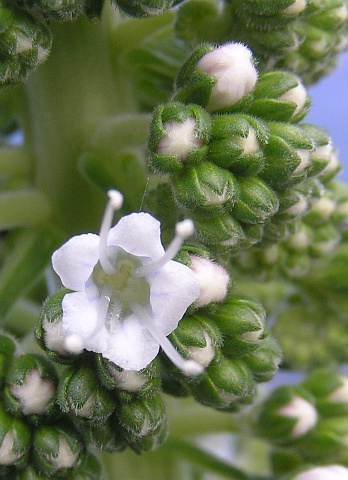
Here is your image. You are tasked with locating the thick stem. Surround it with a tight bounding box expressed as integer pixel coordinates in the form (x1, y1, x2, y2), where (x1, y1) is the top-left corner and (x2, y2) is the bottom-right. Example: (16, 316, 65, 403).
(23, 14, 131, 236)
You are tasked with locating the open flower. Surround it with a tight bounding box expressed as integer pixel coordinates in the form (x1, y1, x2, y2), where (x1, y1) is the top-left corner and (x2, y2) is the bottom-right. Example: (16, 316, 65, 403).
(52, 191, 201, 375)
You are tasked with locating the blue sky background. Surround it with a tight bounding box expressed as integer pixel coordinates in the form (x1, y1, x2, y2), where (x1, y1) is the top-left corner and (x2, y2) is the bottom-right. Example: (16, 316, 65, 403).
(306, 51, 348, 183)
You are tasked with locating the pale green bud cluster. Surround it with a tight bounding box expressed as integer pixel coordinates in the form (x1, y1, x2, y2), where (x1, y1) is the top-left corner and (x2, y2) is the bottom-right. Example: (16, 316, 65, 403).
(161, 294, 281, 411)
(148, 45, 341, 259)
(175, 0, 348, 84)
(255, 370, 348, 476)
(0, 334, 102, 478)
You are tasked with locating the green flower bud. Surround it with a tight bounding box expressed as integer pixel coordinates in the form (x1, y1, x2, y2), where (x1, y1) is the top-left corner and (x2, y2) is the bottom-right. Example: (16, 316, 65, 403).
(192, 211, 245, 248)
(148, 103, 211, 173)
(16, 0, 87, 21)
(256, 386, 318, 444)
(319, 145, 341, 183)
(0, 8, 52, 86)
(305, 194, 336, 225)
(171, 162, 240, 212)
(300, 124, 332, 176)
(249, 21, 306, 57)
(111, 0, 173, 17)
(302, 370, 348, 418)
(0, 403, 31, 468)
(232, 176, 279, 224)
(281, 250, 311, 278)
(175, 43, 258, 112)
(32, 422, 84, 477)
(277, 188, 310, 222)
(3, 354, 57, 424)
(210, 295, 267, 358)
(57, 364, 115, 424)
(244, 335, 282, 383)
(166, 315, 220, 372)
(96, 355, 161, 400)
(189, 356, 255, 411)
(301, 416, 348, 462)
(13, 464, 50, 479)
(117, 392, 167, 446)
(0, 334, 16, 389)
(249, 71, 309, 122)
(261, 123, 314, 188)
(243, 0, 307, 17)
(307, 0, 348, 31)
(36, 289, 81, 364)
(209, 114, 268, 175)
(130, 421, 168, 453)
(309, 223, 340, 257)
(300, 25, 333, 60)
(71, 451, 103, 480)
(79, 414, 126, 452)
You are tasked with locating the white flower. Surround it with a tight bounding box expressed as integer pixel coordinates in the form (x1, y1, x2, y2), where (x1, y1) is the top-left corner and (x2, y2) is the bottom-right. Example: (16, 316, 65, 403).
(293, 465, 348, 480)
(196, 43, 258, 111)
(52, 191, 202, 375)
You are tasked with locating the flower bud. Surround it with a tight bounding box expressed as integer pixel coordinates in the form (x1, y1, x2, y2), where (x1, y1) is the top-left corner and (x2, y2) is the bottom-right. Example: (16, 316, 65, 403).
(249, 71, 309, 122)
(302, 370, 348, 417)
(79, 414, 126, 452)
(112, 0, 174, 17)
(23, 0, 86, 21)
(117, 392, 166, 444)
(232, 177, 279, 224)
(309, 223, 340, 257)
(211, 295, 267, 357)
(58, 364, 115, 424)
(96, 356, 161, 401)
(171, 162, 240, 212)
(188, 256, 230, 308)
(175, 43, 257, 112)
(36, 289, 81, 364)
(3, 354, 57, 424)
(300, 124, 332, 176)
(307, 0, 348, 31)
(167, 315, 220, 372)
(0, 403, 31, 468)
(256, 386, 317, 443)
(244, 335, 282, 383)
(290, 465, 348, 480)
(192, 211, 245, 248)
(0, 8, 52, 86)
(69, 452, 103, 480)
(209, 114, 268, 175)
(148, 102, 211, 173)
(190, 356, 255, 410)
(32, 423, 84, 477)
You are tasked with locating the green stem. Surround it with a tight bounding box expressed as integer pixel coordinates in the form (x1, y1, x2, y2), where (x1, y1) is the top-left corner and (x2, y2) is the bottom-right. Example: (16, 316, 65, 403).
(163, 439, 270, 480)
(0, 146, 32, 178)
(22, 13, 132, 236)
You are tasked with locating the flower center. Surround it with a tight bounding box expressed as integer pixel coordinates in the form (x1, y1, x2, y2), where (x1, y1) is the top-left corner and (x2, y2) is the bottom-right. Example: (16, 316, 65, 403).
(93, 249, 150, 323)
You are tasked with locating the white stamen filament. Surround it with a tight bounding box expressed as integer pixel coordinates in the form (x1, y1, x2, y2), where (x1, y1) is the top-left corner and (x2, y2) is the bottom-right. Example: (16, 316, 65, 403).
(98, 190, 124, 275)
(130, 303, 203, 376)
(132, 219, 194, 278)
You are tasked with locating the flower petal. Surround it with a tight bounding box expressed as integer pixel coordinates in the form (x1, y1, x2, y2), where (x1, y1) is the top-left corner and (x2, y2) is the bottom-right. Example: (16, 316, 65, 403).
(52, 234, 99, 291)
(107, 213, 164, 260)
(149, 260, 200, 335)
(62, 292, 108, 353)
(103, 314, 159, 371)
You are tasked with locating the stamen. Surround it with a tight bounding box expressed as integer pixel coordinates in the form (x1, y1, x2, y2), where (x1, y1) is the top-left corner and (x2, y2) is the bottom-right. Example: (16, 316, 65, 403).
(132, 219, 195, 278)
(130, 303, 203, 377)
(98, 190, 124, 275)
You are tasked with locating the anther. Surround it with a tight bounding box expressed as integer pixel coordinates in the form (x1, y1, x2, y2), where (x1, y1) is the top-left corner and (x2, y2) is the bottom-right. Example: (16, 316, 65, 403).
(98, 190, 124, 275)
(132, 219, 195, 278)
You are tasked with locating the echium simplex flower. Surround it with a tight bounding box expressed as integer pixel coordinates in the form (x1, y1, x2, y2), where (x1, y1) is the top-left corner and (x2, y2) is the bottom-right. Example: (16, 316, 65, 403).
(51, 190, 202, 376)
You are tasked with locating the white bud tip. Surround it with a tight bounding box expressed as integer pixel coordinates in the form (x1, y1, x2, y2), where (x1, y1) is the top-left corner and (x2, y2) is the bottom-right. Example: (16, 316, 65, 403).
(64, 335, 84, 354)
(176, 219, 195, 239)
(107, 190, 124, 210)
(183, 360, 204, 377)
